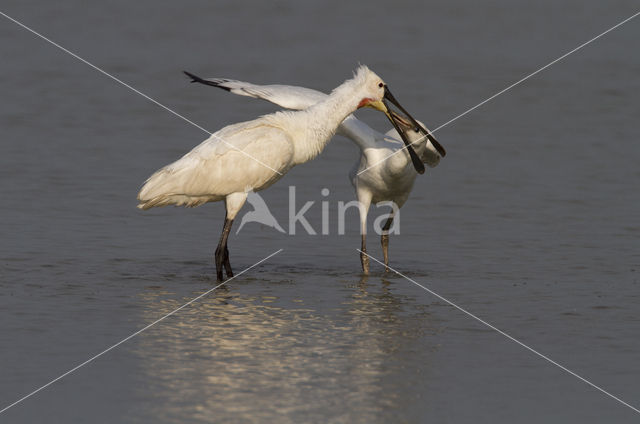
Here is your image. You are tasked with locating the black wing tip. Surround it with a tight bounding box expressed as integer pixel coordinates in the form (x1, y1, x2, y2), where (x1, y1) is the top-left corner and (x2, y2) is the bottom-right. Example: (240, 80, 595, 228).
(215, 84, 231, 92)
(182, 71, 230, 90)
(183, 70, 199, 82)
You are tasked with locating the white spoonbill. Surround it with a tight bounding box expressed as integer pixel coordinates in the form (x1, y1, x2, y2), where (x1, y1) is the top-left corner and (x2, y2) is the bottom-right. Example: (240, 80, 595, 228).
(183, 75, 446, 274)
(138, 66, 422, 281)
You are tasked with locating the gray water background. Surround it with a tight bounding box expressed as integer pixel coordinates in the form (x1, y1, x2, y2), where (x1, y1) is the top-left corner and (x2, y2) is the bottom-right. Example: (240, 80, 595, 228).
(1, 1, 639, 422)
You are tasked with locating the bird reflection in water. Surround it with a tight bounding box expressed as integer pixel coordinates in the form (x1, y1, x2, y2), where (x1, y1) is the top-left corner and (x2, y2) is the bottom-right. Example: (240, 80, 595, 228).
(130, 274, 439, 422)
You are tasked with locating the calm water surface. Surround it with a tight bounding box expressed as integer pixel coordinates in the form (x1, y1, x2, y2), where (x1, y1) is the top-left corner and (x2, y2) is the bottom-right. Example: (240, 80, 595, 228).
(1, 1, 639, 422)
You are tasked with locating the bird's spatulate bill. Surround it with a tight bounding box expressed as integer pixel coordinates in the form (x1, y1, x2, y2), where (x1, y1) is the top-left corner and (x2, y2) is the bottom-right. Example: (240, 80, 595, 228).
(383, 87, 447, 158)
(383, 102, 425, 174)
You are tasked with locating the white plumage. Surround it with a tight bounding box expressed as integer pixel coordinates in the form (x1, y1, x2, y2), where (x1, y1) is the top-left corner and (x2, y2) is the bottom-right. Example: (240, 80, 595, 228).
(138, 65, 392, 280)
(138, 120, 292, 209)
(189, 76, 445, 273)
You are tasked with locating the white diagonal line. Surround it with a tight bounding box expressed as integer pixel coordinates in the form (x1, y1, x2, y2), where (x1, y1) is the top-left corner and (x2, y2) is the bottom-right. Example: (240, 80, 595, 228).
(358, 11, 640, 176)
(0, 11, 283, 176)
(0, 249, 283, 415)
(358, 249, 640, 415)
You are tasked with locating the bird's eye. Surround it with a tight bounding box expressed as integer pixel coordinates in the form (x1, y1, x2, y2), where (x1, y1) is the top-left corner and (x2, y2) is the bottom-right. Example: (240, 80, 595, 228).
(414, 128, 420, 133)
(378, 82, 384, 88)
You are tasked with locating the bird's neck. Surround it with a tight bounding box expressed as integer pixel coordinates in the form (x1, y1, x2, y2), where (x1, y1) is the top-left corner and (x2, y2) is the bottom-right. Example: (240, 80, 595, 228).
(338, 115, 385, 151)
(292, 81, 368, 165)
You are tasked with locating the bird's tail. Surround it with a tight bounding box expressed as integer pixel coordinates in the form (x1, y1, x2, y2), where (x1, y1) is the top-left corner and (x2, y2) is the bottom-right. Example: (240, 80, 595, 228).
(137, 166, 209, 209)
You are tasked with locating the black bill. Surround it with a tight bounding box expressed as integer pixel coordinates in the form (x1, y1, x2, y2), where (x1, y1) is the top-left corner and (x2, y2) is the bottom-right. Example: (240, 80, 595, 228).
(383, 86, 447, 163)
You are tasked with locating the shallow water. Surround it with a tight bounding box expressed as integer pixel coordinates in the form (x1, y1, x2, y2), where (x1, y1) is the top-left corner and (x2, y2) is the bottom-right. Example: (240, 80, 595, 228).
(1, 1, 639, 422)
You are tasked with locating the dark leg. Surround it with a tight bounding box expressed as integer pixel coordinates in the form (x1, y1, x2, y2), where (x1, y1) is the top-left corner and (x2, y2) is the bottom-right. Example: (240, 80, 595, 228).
(223, 245, 232, 278)
(360, 232, 369, 274)
(215, 217, 234, 282)
(381, 216, 394, 272)
(357, 195, 371, 275)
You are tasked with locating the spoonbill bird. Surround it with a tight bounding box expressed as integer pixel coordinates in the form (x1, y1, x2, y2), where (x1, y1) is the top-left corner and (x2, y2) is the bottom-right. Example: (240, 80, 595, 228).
(138, 66, 426, 281)
(183, 75, 446, 274)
